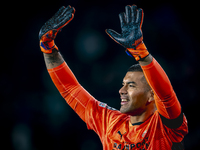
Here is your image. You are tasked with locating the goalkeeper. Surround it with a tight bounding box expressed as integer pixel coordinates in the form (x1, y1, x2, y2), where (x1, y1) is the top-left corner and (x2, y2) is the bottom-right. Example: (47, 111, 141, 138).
(39, 5, 188, 150)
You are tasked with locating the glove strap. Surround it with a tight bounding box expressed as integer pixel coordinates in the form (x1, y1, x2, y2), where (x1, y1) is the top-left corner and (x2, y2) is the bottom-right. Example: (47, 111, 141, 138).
(39, 30, 58, 54)
(126, 42, 149, 61)
(40, 40, 58, 54)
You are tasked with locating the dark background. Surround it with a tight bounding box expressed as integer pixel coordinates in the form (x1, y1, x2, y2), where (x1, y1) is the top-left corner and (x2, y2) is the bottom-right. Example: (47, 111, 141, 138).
(1, 0, 200, 149)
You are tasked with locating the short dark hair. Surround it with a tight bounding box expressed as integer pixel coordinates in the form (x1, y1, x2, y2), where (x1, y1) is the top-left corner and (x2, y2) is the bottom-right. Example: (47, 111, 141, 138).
(127, 64, 143, 72)
(127, 64, 151, 91)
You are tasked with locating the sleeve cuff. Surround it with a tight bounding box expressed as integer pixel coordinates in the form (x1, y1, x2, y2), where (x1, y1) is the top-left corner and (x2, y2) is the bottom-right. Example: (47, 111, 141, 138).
(47, 61, 67, 72)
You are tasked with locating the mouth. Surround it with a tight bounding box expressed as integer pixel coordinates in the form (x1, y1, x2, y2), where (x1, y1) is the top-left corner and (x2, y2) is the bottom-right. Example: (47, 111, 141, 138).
(121, 99, 130, 105)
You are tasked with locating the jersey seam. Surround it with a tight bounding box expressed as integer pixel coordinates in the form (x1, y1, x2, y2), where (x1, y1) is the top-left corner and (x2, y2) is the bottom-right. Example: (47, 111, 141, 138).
(53, 70, 87, 109)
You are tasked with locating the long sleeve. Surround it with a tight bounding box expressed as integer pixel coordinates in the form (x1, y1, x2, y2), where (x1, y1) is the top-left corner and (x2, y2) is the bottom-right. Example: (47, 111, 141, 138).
(141, 58, 182, 120)
(47, 61, 95, 122)
(47, 61, 122, 139)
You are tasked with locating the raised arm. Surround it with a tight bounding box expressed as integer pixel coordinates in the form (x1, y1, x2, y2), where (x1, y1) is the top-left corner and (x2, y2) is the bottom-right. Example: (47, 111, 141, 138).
(39, 6, 94, 122)
(39, 7, 123, 139)
(39, 5, 73, 69)
(106, 5, 182, 122)
(43, 51, 64, 69)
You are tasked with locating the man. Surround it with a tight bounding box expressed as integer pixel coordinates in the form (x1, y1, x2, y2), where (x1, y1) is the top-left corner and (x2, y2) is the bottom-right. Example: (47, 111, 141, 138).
(39, 5, 188, 150)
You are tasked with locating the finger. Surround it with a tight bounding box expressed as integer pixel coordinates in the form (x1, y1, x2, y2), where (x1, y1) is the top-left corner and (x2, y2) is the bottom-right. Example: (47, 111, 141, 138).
(60, 13, 74, 27)
(46, 6, 66, 29)
(61, 7, 75, 22)
(136, 8, 144, 28)
(59, 8, 74, 21)
(131, 5, 137, 22)
(105, 29, 121, 38)
(60, 5, 71, 17)
(56, 7, 75, 30)
(65, 5, 72, 11)
(53, 6, 65, 19)
(119, 12, 126, 27)
(61, 5, 75, 16)
(64, 7, 75, 16)
(56, 12, 75, 31)
(59, 6, 74, 19)
(125, 5, 131, 23)
(105, 29, 122, 44)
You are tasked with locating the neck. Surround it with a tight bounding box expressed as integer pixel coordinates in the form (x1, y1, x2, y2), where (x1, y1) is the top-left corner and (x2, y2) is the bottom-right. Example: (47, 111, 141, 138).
(130, 105, 156, 125)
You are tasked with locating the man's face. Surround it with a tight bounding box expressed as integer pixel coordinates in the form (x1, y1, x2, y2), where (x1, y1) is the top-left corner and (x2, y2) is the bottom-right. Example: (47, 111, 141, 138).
(119, 71, 151, 116)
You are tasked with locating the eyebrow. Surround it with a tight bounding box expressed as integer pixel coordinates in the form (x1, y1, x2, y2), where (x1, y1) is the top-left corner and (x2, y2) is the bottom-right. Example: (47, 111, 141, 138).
(122, 81, 137, 85)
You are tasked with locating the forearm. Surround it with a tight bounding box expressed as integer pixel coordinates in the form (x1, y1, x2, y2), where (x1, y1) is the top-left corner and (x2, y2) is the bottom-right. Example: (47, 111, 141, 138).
(43, 49, 64, 69)
(140, 55, 181, 119)
(140, 55, 173, 99)
(43, 50, 92, 122)
(139, 54, 153, 66)
(39, 5, 92, 121)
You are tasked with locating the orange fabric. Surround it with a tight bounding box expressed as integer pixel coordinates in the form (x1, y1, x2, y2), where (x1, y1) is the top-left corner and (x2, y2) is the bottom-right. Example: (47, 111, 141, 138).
(86, 105, 188, 150)
(40, 9, 75, 54)
(141, 58, 182, 119)
(40, 30, 59, 54)
(48, 62, 94, 122)
(126, 42, 149, 61)
(47, 59, 188, 150)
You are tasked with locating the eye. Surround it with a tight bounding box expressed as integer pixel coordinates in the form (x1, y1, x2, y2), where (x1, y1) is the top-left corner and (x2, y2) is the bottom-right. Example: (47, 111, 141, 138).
(129, 84, 135, 87)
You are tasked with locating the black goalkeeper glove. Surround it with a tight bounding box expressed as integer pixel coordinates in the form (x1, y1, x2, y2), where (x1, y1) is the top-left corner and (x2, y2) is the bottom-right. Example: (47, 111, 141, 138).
(39, 5, 75, 53)
(106, 5, 149, 61)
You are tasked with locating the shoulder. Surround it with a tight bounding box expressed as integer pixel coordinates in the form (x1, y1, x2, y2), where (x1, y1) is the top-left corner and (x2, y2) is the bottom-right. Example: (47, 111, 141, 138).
(86, 99, 128, 123)
(85, 99, 129, 135)
(153, 111, 188, 140)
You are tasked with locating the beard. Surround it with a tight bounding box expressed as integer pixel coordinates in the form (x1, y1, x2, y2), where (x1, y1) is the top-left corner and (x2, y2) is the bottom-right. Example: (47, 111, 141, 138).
(120, 101, 146, 116)
(120, 101, 135, 115)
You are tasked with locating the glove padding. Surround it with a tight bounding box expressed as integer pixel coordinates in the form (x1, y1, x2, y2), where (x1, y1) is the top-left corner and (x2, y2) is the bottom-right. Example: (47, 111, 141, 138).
(39, 5, 75, 53)
(106, 5, 149, 61)
(126, 43, 149, 61)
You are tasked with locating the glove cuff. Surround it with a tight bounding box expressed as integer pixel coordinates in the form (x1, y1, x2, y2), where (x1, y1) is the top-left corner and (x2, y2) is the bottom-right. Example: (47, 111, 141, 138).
(39, 30, 58, 54)
(126, 42, 149, 61)
(40, 39, 58, 54)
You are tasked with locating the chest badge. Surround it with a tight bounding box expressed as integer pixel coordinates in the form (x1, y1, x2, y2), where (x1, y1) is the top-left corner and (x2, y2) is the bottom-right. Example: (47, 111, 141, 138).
(142, 130, 147, 138)
(117, 131, 126, 140)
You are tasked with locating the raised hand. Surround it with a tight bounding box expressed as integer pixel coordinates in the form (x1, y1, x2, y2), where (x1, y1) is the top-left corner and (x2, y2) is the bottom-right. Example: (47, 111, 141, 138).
(106, 5, 143, 49)
(39, 5, 75, 53)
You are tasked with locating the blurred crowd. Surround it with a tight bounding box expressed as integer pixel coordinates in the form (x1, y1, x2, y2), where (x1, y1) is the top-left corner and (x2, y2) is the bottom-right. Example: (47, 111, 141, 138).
(1, 0, 199, 149)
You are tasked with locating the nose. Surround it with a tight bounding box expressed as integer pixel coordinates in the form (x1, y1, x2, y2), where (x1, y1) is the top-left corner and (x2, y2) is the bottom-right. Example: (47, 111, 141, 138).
(119, 85, 128, 95)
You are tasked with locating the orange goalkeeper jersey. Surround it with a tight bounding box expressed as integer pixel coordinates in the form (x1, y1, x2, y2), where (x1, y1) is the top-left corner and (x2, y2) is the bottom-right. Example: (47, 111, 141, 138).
(47, 58, 188, 150)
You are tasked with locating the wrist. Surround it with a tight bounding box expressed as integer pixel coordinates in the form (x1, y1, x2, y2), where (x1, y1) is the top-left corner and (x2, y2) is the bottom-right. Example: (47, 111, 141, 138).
(39, 30, 59, 54)
(43, 50, 64, 69)
(139, 54, 153, 66)
(40, 39, 58, 54)
(126, 42, 149, 61)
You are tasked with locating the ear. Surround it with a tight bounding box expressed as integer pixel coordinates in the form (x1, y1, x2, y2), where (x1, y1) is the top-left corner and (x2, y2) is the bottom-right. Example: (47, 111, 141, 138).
(145, 90, 154, 106)
(148, 90, 154, 103)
